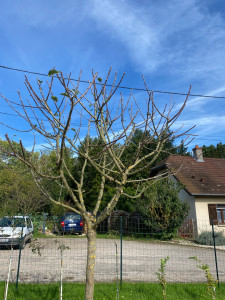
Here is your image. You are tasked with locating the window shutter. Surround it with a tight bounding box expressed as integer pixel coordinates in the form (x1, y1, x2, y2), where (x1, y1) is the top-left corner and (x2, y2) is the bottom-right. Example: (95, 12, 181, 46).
(208, 204, 218, 225)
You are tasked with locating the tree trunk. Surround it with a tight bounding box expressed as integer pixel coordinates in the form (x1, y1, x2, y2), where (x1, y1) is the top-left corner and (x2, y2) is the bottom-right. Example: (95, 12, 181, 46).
(85, 225, 97, 300)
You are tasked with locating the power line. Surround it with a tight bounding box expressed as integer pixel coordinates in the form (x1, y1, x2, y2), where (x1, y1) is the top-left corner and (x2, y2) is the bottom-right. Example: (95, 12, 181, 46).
(0, 110, 225, 130)
(0, 111, 89, 128)
(1, 64, 225, 100)
(0, 111, 225, 142)
(0, 111, 20, 117)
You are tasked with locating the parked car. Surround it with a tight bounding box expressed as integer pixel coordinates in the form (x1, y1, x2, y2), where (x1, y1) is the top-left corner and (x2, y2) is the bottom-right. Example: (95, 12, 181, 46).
(0, 216, 34, 249)
(53, 213, 84, 235)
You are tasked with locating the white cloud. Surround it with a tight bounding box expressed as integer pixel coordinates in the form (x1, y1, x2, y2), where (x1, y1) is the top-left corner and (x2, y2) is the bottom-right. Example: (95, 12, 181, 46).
(25, 143, 50, 152)
(88, 0, 225, 82)
(173, 115, 225, 129)
(174, 85, 225, 113)
(2, 0, 225, 83)
(172, 114, 225, 146)
(88, 0, 160, 72)
(171, 113, 225, 149)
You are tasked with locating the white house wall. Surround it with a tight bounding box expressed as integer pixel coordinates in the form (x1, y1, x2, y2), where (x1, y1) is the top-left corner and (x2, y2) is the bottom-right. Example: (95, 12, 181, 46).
(156, 173, 225, 235)
(178, 187, 196, 220)
(169, 175, 196, 220)
(195, 196, 225, 235)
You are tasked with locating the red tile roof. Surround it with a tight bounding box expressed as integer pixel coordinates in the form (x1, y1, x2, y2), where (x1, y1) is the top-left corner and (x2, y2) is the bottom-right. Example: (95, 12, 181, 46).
(151, 155, 225, 196)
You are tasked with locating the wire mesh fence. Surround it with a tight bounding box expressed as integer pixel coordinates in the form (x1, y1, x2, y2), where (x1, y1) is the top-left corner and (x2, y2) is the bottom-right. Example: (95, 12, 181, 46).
(0, 215, 225, 285)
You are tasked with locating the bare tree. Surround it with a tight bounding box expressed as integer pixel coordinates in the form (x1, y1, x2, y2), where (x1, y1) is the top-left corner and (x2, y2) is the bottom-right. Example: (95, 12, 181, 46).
(1, 68, 194, 300)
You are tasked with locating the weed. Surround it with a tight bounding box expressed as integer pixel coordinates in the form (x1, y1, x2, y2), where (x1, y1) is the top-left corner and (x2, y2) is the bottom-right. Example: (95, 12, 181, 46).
(156, 256, 169, 300)
(29, 238, 44, 256)
(54, 240, 71, 300)
(107, 230, 120, 238)
(189, 256, 217, 300)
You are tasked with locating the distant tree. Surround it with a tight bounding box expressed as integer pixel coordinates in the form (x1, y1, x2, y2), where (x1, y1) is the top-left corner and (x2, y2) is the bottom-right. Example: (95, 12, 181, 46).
(40, 149, 73, 213)
(203, 142, 225, 158)
(175, 139, 190, 156)
(0, 139, 28, 168)
(0, 140, 48, 216)
(136, 179, 190, 238)
(0, 168, 47, 216)
(1, 68, 193, 300)
(71, 137, 107, 212)
(121, 129, 176, 170)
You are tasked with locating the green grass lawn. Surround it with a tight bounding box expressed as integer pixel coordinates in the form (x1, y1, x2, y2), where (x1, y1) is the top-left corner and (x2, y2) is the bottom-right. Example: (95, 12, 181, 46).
(1, 282, 225, 299)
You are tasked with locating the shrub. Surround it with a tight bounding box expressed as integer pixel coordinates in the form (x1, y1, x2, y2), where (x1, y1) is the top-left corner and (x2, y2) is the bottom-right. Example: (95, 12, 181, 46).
(196, 231, 225, 246)
(136, 179, 190, 239)
(30, 215, 43, 233)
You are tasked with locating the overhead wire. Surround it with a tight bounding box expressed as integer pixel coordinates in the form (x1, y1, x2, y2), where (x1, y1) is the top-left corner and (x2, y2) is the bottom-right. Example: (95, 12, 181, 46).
(0, 64, 224, 144)
(1, 64, 225, 99)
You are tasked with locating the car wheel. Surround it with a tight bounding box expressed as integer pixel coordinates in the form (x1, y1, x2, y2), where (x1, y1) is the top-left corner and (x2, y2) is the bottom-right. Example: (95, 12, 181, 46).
(52, 225, 59, 234)
(27, 236, 32, 243)
(78, 232, 82, 235)
(20, 238, 26, 249)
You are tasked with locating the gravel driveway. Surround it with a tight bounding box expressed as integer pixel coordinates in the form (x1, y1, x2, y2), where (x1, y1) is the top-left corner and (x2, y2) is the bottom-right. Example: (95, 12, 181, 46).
(0, 238, 224, 283)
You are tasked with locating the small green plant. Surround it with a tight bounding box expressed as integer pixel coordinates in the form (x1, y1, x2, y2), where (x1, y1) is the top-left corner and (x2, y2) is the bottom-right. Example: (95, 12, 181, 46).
(54, 240, 71, 300)
(189, 256, 217, 299)
(54, 239, 71, 251)
(29, 238, 44, 256)
(156, 256, 169, 300)
(30, 215, 43, 234)
(107, 230, 120, 238)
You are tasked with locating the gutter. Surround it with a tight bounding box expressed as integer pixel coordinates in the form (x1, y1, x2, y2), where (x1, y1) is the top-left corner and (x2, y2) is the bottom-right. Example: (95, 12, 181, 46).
(192, 193, 225, 196)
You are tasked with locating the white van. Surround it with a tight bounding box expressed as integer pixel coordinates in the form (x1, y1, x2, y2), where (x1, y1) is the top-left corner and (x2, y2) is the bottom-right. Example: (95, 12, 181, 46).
(0, 216, 34, 249)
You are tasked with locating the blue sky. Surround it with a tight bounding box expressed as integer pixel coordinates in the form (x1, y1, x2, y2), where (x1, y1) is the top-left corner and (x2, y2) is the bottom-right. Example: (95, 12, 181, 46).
(0, 0, 225, 152)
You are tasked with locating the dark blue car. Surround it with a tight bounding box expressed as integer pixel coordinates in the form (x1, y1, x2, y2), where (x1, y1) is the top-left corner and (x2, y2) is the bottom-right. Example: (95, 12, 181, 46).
(60, 213, 84, 235)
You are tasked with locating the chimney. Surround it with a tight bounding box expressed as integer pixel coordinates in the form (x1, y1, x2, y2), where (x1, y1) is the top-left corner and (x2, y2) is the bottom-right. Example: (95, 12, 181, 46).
(192, 145, 204, 162)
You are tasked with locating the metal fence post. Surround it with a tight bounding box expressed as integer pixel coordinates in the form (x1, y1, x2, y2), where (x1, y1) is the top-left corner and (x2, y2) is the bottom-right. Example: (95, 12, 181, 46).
(211, 218, 220, 288)
(16, 217, 24, 289)
(43, 213, 47, 235)
(120, 216, 123, 287)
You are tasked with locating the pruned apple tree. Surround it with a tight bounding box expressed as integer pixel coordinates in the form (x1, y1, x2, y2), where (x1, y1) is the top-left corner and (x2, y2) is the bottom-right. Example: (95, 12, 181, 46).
(1, 68, 193, 300)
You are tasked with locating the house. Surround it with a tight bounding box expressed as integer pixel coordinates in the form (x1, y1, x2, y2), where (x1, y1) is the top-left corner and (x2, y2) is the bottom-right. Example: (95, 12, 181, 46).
(151, 145, 225, 234)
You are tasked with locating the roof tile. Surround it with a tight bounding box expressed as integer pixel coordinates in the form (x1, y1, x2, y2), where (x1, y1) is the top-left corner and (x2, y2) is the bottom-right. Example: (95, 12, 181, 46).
(152, 155, 225, 195)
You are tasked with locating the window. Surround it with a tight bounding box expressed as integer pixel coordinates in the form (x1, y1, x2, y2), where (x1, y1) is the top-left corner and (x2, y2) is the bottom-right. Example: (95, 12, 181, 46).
(27, 218, 32, 228)
(65, 214, 81, 221)
(217, 205, 225, 224)
(208, 204, 225, 225)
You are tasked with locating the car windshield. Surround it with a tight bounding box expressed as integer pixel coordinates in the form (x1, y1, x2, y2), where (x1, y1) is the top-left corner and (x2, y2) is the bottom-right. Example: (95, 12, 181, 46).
(0, 217, 26, 227)
(64, 214, 81, 221)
